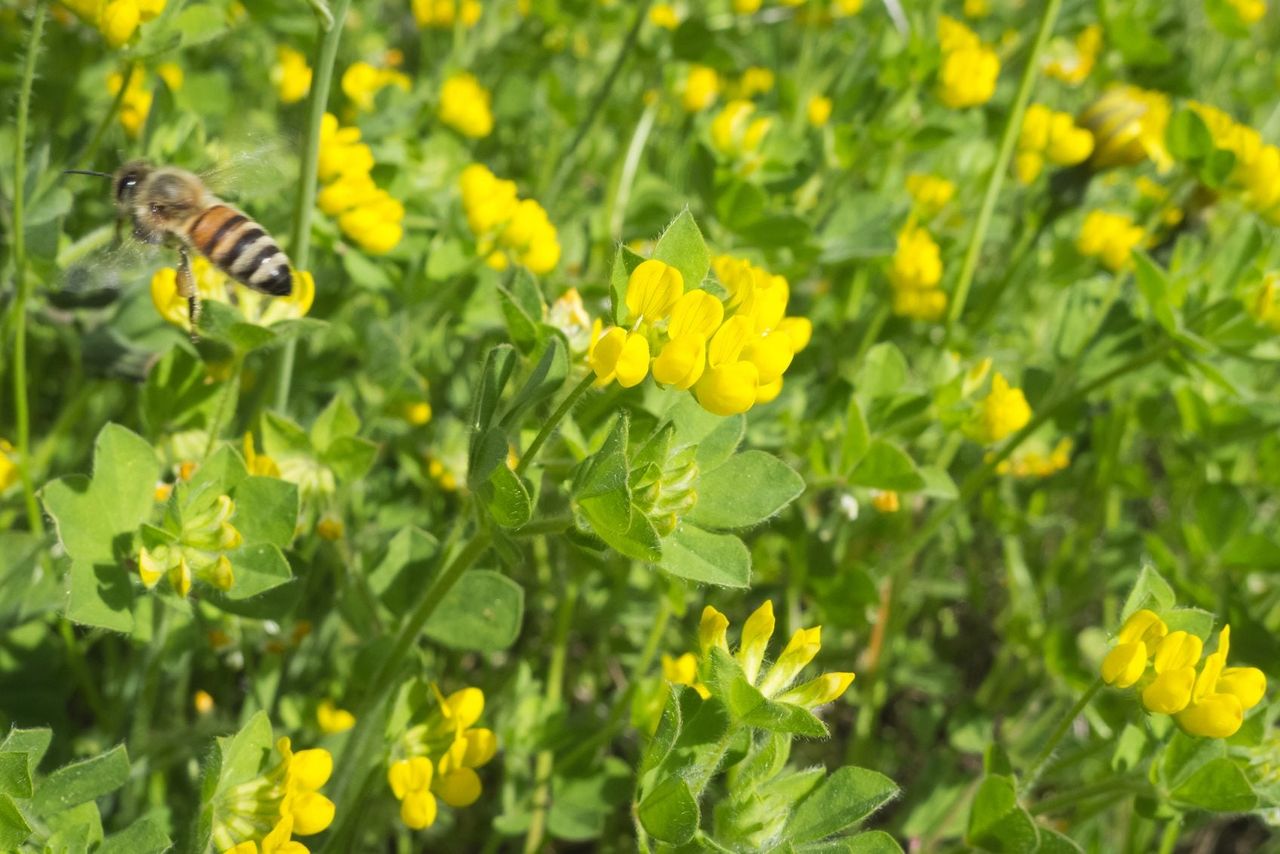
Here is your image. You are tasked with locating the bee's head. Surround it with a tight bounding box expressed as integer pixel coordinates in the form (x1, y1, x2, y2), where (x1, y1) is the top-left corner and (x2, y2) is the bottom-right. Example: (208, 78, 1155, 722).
(113, 160, 152, 206)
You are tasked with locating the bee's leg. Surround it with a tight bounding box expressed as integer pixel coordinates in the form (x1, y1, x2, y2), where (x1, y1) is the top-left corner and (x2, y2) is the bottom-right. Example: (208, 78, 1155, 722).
(176, 246, 201, 342)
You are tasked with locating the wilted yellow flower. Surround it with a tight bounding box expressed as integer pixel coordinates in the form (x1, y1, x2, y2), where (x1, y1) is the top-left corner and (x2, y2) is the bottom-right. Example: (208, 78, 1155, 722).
(439, 72, 494, 139)
(682, 65, 719, 112)
(1077, 210, 1144, 272)
(975, 372, 1031, 443)
(274, 46, 312, 104)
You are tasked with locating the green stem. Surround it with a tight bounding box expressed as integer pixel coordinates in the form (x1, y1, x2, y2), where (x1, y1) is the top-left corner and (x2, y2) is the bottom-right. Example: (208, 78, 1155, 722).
(523, 574, 580, 854)
(9, 1, 48, 536)
(203, 359, 243, 460)
(1020, 679, 1102, 792)
(1028, 774, 1147, 816)
(945, 0, 1063, 336)
(77, 61, 133, 169)
(547, 0, 654, 197)
(275, 0, 352, 413)
(515, 372, 595, 477)
(323, 532, 493, 846)
(1157, 815, 1182, 854)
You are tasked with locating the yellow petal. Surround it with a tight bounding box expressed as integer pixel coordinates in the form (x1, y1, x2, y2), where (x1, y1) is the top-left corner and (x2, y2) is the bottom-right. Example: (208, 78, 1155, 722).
(1141, 666, 1196, 715)
(400, 789, 438, 829)
(625, 259, 684, 324)
(462, 728, 498, 767)
(668, 290, 724, 340)
(651, 335, 706, 390)
(1218, 666, 1267, 710)
(1177, 693, 1244, 739)
(289, 748, 334, 790)
(433, 767, 482, 807)
(1152, 631, 1203, 674)
(698, 606, 730, 655)
(287, 790, 335, 835)
(444, 687, 485, 729)
(1100, 641, 1148, 688)
(614, 333, 651, 388)
(736, 600, 776, 684)
(695, 362, 759, 416)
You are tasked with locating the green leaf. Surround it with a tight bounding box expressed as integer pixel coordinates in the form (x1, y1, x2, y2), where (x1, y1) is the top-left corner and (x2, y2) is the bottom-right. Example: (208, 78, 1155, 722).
(66, 559, 134, 633)
(839, 830, 907, 853)
(311, 396, 362, 451)
(785, 767, 900, 844)
(640, 687, 684, 777)
(1120, 563, 1176, 622)
(0, 729, 51, 777)
(0, 753, 32, 799)
(637, 776, 699, 844)
(1160, 731, 1224, 790)
(609, 244, 646, 325)
(31, 745, 130, 816)
(693, 414, 745, 470)
(41, 424, 160, 565)
(653, 209, 712, 292)
(0, 795, 30, 850)
(97, 813, 171, 854)
(1170, 757, 1257, 812)
(965, 775, 1039, 853)
(479, 465, 533, 529)
(423, 570, 524, 651)
(140, 346, 222, 436)
(852, 344, 908, 400)
(1166, 108, 1214, 162)
(502, 335, 568, 427)
(841, 397, 871, 472)
(497, 270, 546, 352)
(368, 527, 440, 601)
(261, 411, 313, 459)
(659, 524, 750, 588)
(230, 476, 298, 548)
(685, 451, 804, 530)
(185, 445, 249, 501)
(214, 711, 274, 792)
(848, 440, 926, 491)
(320, 435, 378, 482)
(705, 649, 825, 737)
(174, 3, 229, 46)
(471, 345, 518, 437)
(1132, 253, 1177, 332)
(223, 544, 293, 600)
(1035, 827, 1084, 853)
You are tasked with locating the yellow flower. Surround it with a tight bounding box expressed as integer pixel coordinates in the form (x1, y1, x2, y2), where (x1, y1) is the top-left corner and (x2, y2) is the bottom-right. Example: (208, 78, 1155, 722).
(243, 433, 282, 478)
(832, 0, 863, 14)
(662, 653, 710, 698)
(974, 372, 1031, 443)
(1225, 0, 1267, 24)
(625, 259, 684, 324)
(1016, 104, 1094, 183)
(1077, 210, 1144, 272)
(1043, 25, 1102, 86)
(274, 46, 312, 104)
(1140, 632, 1203, 715)
(905, 173, 955, 215)
(733, 0, 763, 12)
(107, 68, 152, 138)
(963, 0, 990, 17)
(1101, 609, 1167, 688)
(318, 113, 374, 182)
(889, 223, 947, 322)
(156, 62, 183, 91)
(871, 490, 900, 513)
(1176, 626, 1267, 738)
(649, 2, 679, 28)
(100, 0, 140, 46)
(459, 164, 559, 272)
(317, 700, 356, 734)
(315, 515, 344, 541)
(342, 61, 410, 111)
(214, 738, 335, 853)
(652, 335, 707, 390)
(938, 43, 999, 109)
(696, 316, 759, 416)
(1078, 85, 1171, 171)
(439, 72, 493, 139)
(0, 440, 18, 493)
(710, 100, 772, 170)
(697, 601, 855, 708)
(194, 690, 215, 715)
(739, 66, 775, 98)
(588, 326, 651, 388)
(806, 94, 833, 128)
(682, 65, 719, 112)
(413, 0, 482, 28)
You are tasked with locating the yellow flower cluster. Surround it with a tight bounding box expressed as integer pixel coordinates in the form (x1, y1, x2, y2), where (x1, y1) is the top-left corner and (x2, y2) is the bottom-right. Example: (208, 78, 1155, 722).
(700, 601, 855, 708)
(936, 16, 999, 109)
(342, 61, 410, 112)
(588, 256, 811, 416)
(413, 0, 481, 28)
(317, 114, 405, 254)
(217, 737, 336, 853)
(1225, 0, 1267, 24)
(438, 72, 494, 139)
(1043, 25, 1101, 86)
(1077, 210, 1145, 272)
(682, 65, 720, 112)
(649, 2, 680, 29)
(995, 438, 1072, 478)
(1015, 103, 1094, 184)
(1078, 84, 1171, 171)
(738, 66, 775, 98)
(710, 100, 772, 172)
(1102, 611, 1267, 739)
(459, 164, 561, 273)
(61, 0, 164, 47)
(973, 372, 1031, 444)
(905, 173, 955, 216)
(387, 686, 497, 830)
(806, 94, 833, 128)
(1187, 101, 1280, 222)
(107, 64, 180, 138)
(889, 223, 946, 321)
(273, 47, 312, 105)
(150, 257, 314, 329)
(139, 494, 242, 597)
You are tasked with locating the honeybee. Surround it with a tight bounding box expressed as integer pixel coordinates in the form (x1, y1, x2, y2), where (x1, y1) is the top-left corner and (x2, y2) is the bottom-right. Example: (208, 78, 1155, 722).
(67, 160, 293, 339)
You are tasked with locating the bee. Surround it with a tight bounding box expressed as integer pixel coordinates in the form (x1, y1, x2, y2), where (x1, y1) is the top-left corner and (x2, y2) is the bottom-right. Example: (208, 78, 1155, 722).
(67, 160, 292, 339)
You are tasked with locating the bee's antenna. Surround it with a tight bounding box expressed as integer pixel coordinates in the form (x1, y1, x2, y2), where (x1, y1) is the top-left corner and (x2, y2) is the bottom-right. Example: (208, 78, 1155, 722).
(63, 169, 113, 179)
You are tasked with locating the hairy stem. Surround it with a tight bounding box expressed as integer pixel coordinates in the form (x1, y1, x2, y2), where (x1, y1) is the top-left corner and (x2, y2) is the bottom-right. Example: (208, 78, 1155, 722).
(1021, 679, 1102, 792)
(515, 372, 595, 477)
(9, 1, 49, 535)
(276, 0, 352, 413)
(945, 0, 1063, 335)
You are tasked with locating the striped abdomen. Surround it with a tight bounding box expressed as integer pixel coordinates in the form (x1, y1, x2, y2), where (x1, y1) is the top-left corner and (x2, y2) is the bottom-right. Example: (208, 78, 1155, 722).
(186, 203, 292, 296)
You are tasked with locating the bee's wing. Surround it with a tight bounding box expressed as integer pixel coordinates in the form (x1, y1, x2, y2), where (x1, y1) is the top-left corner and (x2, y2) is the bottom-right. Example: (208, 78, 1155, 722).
(196, 136, 291, 207)
(53, 224, 169, 309)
